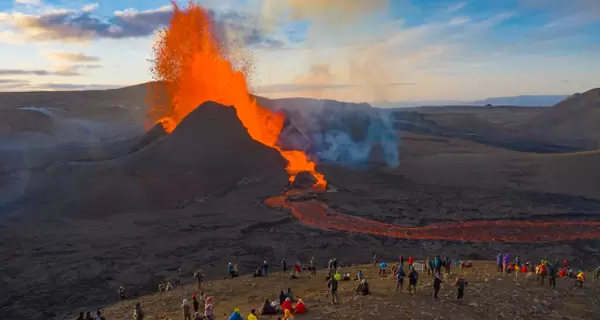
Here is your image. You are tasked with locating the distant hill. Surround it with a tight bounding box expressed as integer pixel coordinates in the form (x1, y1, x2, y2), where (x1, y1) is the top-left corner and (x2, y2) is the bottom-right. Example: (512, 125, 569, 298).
(470, 95, 570, 107)
(521, 88, 600, 149)
(376, 95, 571, 108)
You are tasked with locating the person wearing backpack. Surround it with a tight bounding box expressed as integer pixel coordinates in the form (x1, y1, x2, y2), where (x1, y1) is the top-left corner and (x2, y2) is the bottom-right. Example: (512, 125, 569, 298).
(395, 266, 405, 292)
(408, 268, 418, 294)
(455, 276, 468, 300)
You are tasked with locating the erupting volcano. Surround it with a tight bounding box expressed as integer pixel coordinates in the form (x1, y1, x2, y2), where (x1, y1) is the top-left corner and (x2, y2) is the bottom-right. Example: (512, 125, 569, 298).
(146, 1, 600, 244)
(147, 1, 325, 188)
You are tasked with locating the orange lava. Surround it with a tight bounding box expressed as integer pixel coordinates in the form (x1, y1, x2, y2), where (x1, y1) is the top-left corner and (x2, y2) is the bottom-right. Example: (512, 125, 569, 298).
(146, 1, 325, 188)
(266, 196, 600, 242)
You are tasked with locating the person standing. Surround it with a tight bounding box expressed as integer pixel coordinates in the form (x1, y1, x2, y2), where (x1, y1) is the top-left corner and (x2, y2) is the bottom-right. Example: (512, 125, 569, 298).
(455, 276, 467, 300)
(282, 258, 288, 273)
(182, 299, 192, 320)
(263, 260, 269, 277)
(502, 254, 510, 274)
(309, 256, 316, 276)
(577, 269, 585, 288)
(119, 286, 126, 301)
(395, 266, 405, 292)
(497, 252, 503, 273)
(549, 265, 557, 288)
(433, 272, 443, 300)
(194, 269, 204, 290)
(327, 275, 340, 304)
(204, 297, 215, 320)
(408, 267, 419, 294)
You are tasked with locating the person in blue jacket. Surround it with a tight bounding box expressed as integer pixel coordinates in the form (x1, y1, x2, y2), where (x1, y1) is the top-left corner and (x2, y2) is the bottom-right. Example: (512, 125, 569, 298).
(228, 308, 243, 320)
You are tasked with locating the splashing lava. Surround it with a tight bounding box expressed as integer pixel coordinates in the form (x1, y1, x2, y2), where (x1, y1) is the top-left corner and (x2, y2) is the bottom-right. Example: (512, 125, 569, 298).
(147, 1, 325, 188)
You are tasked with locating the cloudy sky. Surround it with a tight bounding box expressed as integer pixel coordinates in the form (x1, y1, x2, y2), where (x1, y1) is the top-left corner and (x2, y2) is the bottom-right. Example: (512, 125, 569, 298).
(0, 0, 598, 102)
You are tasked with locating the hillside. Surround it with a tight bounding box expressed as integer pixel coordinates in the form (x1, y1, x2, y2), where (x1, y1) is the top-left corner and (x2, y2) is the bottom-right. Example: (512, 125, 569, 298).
(522, 88, 600, 149)
(396, 132, 600, 200)
(95, 261, 600, 320)
(17, 101, 288, 217)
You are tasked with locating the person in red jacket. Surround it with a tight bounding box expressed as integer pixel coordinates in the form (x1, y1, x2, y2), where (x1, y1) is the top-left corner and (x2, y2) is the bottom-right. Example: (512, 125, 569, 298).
(294, 299, 306, 314)
(281, 298, 293, 313)
(408, 256, 414, 266)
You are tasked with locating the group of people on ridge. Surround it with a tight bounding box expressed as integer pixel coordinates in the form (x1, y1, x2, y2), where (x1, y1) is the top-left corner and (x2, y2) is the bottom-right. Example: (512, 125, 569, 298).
(93, 252, 598, 320)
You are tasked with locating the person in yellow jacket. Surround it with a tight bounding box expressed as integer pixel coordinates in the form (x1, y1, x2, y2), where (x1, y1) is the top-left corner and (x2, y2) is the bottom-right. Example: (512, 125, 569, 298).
(576, 270, 585, 288)
(283, 309, 294, 319)
(247, 308, 258, 320)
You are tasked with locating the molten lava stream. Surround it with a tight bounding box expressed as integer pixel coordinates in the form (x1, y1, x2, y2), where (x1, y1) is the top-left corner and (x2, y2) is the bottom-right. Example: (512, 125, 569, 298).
(265, 197, 600, 243)
(147, 1, 326, 189)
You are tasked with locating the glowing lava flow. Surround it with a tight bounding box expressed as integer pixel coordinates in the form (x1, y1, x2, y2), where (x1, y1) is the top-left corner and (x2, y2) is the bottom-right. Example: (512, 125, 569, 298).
(147, 1, 325, 188)
(266, 195, 600, 243)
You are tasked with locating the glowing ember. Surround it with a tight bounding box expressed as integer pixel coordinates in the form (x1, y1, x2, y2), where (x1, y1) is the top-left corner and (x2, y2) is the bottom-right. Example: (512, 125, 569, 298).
(147, 1, 326, 188)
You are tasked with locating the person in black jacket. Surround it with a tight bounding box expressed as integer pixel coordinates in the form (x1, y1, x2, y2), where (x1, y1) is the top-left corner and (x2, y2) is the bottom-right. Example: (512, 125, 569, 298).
(433, 272, 444, 300)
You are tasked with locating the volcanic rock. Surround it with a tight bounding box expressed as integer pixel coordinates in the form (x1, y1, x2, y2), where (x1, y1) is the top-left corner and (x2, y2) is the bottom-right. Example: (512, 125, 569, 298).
(289, 170, 318, 189)
(129, 122, 167, 153)
(22, 101, 289, 216)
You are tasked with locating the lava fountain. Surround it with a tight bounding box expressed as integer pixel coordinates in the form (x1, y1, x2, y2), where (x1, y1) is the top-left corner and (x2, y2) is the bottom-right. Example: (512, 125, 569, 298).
(146, 1, 600, 243)
(147, 0, 326, 188)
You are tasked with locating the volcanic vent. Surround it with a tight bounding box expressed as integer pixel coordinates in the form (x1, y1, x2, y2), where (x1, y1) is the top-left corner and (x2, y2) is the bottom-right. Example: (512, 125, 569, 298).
(22, 102, 289, 216)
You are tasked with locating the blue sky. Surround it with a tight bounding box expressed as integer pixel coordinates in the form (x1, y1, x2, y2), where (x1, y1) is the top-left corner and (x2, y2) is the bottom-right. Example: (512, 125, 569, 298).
(0, 0, 598, 102)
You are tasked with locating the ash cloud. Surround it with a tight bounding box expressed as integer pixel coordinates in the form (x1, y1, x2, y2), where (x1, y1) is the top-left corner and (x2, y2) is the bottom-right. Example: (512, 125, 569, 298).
(274, 100, 400, 169)
(311, 109, 400, 168)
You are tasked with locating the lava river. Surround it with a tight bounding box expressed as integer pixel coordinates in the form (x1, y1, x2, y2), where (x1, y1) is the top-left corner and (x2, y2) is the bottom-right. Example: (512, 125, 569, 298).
(266, 194, 600, 243)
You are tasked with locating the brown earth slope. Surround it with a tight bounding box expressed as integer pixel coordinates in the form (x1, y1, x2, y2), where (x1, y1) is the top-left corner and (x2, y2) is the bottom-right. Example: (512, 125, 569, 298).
(97, 262, 600, 320)
(397, 132, 600, 200)
(521, 88, 600, 149)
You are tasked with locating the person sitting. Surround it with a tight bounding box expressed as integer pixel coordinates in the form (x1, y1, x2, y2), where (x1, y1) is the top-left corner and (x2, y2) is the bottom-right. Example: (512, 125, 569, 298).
(157, 281, 165, 292)
(286, 288, 295, 302)
(356, 278, 370, 295)
(294, 299, 306, 314)
(228, 308, 243, 320)
(279, 290, 286, 305)
(342, 273, 351, 281)
(281, 298, 293, 313)
(254, 268, 262, 278)
(194, 311, 205, 320)
(465, 261, 472, 268)
(247, 308, 258, 320)
(379, 262, 387, 276)
(283, 309, 294, 320)
(165, 281, 173, 291)
(260, 299, 278, 315)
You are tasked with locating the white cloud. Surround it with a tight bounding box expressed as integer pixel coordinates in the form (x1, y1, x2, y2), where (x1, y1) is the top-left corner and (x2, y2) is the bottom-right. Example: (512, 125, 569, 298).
(445, 2, 467, 14)
(15, 0, 42, 5)
(40, 50, 100, 63)
(449, 17, 470, 25)
(82, 3, 99, 13)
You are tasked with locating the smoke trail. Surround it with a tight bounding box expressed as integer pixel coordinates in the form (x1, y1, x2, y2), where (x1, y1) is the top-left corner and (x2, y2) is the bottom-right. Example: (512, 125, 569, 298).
(312, 109, 399, 168)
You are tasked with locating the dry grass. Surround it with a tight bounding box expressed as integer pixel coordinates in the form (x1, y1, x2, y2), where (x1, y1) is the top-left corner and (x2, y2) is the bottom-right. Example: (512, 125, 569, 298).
(99, 261, 600, 320)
